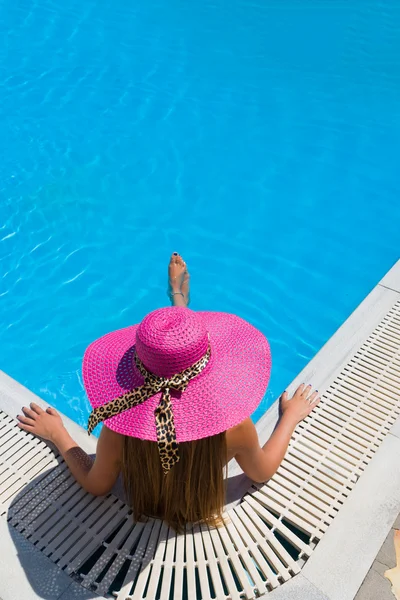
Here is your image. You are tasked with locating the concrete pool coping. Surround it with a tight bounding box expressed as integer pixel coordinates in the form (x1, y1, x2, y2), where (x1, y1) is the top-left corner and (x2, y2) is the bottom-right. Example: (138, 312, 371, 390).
(0, 258, 400, 600)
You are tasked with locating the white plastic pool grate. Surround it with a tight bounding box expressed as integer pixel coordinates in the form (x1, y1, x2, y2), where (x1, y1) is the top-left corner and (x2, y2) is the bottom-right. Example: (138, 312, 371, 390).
(1, 300, 400, 599)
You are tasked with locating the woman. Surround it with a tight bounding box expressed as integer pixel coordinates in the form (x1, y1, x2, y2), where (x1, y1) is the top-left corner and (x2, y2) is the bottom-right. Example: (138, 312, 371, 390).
(17, 253, 320, 532)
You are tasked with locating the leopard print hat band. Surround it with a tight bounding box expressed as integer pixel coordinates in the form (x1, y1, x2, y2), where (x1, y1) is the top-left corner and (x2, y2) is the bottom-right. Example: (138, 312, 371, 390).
(87, 344, 211, 474)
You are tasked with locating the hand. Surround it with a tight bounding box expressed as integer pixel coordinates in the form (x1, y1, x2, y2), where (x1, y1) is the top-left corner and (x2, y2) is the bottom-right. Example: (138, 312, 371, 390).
(280, 384, 320, 425)
(17, 403, 66, 443)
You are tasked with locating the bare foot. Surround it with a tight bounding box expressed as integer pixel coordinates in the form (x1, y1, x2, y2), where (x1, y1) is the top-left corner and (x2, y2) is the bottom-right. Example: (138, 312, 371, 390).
(181, 269, 190, 306)
(168, 253, 190, 306)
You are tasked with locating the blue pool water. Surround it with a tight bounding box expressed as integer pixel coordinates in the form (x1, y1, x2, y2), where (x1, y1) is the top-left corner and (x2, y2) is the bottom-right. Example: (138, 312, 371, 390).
(1, 1, 399, 427)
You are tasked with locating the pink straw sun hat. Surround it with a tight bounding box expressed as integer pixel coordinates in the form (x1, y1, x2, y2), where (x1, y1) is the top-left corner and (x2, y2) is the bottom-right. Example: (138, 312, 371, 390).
(83, 307, 272, 445)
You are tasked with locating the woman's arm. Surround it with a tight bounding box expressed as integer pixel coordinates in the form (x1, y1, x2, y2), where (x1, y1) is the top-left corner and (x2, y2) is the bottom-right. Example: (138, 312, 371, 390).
(17, 403, 123, 496)
(229, 385, 320, 483)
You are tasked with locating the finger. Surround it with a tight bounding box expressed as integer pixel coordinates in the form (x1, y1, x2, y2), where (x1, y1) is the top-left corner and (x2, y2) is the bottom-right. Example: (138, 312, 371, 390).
(22, 406, 37, 420)
(308, 391, 319, 404)
(295, 384, 306, 396)
(301, 384, 313, 399)
(308, 396, 321, 410)
(280, 391, 289, 408)
(17, 422, 35, 432)
(30, 402, 44, 415)
(17, 414, 35, 425)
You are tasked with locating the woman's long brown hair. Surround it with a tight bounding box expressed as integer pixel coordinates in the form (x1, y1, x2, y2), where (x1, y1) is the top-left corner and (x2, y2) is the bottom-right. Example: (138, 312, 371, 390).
(122, 432, 227, 533)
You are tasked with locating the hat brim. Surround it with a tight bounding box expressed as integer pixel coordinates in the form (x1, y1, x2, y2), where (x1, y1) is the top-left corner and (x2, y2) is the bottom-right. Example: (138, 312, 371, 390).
(83, 311, 271, 441)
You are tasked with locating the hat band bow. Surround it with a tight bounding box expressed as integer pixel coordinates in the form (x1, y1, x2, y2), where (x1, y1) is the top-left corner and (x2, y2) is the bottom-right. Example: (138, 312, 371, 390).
(87, 344, 211, 473)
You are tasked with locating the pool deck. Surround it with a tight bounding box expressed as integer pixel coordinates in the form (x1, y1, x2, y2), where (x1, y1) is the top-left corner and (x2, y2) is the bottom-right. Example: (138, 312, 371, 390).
(1, 259, 400, 600)
(355, 513, 400, 600)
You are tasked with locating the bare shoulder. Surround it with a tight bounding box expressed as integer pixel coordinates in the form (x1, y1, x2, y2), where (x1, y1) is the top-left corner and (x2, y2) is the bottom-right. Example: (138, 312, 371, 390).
(99, 425, 125, 452)
(226, 417, 260, 456)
